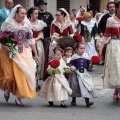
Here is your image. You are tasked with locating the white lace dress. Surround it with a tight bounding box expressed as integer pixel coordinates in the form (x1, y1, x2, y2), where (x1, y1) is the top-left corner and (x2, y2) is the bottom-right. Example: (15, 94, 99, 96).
(31, 20, 47, 79)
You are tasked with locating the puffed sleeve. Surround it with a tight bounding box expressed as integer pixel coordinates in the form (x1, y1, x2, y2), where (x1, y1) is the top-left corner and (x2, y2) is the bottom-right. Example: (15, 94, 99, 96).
(51, 23, 56, 35)
(51, 23, 60, 40)
(27, 32, 35, 44)
(26, 23, 35, 45)
(68, 25, 74, 35)
(102, 18, 112, 44)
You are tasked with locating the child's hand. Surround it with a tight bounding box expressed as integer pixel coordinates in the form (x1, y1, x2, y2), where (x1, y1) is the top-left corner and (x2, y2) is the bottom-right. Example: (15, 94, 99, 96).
(71, 66, 76, 71)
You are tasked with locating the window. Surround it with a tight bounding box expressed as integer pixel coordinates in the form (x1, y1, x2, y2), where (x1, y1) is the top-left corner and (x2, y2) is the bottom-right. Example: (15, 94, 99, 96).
(57, 0, 70, 12)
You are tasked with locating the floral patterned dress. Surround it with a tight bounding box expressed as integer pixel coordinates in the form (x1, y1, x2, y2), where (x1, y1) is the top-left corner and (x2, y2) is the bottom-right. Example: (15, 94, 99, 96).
(102, 17, 120, 102)
(0, 19, 36, 98)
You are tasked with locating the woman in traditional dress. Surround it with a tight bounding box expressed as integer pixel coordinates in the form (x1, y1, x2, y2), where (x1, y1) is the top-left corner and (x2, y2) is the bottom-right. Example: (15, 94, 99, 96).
(94, 13, 102, 53)
(76, 7, 86, 18)
(99, 1, 120, 102)
(94, 13, 102, 27)
(81, 12, 98, 59)
(0, 5, 39, 106)
(27, 7, 47, 80)
(69, 11, 78, 33)
(49, 8, 74, 61)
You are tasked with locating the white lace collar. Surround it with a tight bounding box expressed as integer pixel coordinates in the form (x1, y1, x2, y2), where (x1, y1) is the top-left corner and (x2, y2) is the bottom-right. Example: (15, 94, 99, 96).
(71, 53, 90, 60)
(52, 19, 71, 33)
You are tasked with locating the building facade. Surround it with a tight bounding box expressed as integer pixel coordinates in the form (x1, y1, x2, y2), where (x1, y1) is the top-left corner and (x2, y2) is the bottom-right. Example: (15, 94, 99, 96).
(0, 0, 119, 16)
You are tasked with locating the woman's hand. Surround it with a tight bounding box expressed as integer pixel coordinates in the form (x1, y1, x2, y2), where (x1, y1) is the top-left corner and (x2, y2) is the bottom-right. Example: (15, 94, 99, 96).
(3, 45, 12, 52)
(55, 36, 61, 41)
(34, 38, 38, 43)
(34, 54, 40, 64)
(71, 66, 76, 71)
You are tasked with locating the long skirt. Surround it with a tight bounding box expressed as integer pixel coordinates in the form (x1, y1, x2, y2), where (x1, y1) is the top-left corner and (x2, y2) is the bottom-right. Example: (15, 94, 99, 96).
(38, 76, 69, 101)
(69, 72, 97, 98)
(0, 46, 36, 98)
(104, 40, 120, 88)
(36, 40, 45, 79)
(83, 38, 98, 59)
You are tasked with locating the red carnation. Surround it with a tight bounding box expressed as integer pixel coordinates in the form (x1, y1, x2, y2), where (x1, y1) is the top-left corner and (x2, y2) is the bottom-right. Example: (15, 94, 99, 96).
(0, 33, 9, 40)
(49, 59, 60, 68)
(75, 33, 82, 42)
(91, 56, 100, 65)
(76, 17, 84, 22)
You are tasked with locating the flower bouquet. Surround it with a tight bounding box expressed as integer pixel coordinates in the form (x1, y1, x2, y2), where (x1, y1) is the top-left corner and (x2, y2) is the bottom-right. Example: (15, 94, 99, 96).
(76, 16, 84, 29)
(48, 59, 60, 76)
(0, 33, 18, 58)
(76, 16, 84, 22)
(73, 32, 82, 42)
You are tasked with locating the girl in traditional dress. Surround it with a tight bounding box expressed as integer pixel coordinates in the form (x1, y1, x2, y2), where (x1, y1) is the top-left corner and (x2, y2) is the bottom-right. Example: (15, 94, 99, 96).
(99, 1, 120, 102)
(38, 47, 72, 108)
(68, 43, 97, 107)
(63, 47, 73, 64)
(27, 7, 47, 80)
(0, 5, 39, 107)
(81, 12, 98, 59)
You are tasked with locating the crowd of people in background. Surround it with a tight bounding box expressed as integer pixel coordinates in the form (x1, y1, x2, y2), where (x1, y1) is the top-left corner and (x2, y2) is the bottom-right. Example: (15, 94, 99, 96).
(0, 0, 120, 108)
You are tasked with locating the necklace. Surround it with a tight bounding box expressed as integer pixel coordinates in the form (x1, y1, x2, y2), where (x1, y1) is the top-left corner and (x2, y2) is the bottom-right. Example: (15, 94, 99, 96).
(14, 17, 22, 24)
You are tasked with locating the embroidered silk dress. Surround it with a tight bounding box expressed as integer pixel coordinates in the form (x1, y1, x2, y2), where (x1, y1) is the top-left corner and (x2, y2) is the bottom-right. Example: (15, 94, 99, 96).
(68, 53, 97, 98)
(0, 19, 36, 98)
(31, 20, 47, 79)
(102, 17, 120, 90)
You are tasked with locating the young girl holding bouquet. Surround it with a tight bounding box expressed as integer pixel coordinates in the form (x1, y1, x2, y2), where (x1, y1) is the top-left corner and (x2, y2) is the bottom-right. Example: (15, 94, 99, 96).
(38, 47, 72, 108)
(68, 43, 97, 107)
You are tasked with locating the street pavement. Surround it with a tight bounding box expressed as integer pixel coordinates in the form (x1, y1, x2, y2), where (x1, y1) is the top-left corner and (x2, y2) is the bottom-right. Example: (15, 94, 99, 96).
(0, 65, 119, 120)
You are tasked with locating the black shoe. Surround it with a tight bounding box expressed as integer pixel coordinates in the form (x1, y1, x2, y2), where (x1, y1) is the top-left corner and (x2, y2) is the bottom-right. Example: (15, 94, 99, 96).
(71, 102, 77, 106)
(48, 101, 54, 106)
(15, 100, 24, 107)
(86, 102, 94, 107)
(60, 104, 67, 108)
(4, 94, 10, 102)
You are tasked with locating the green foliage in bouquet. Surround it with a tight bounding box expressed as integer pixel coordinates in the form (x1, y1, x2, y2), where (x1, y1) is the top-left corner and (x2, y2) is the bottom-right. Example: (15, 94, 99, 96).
(64, 67, 72, 73)
(0, 33, 18, 58)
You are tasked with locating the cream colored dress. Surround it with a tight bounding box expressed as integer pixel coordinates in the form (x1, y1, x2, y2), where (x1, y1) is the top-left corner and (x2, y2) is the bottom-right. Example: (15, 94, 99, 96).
(102, 17, 120, 89)
(38, 58, 72, 101)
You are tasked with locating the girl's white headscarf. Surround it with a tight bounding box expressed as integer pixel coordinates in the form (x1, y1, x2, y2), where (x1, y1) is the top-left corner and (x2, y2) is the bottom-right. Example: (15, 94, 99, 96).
(76, 7, 87, 18)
